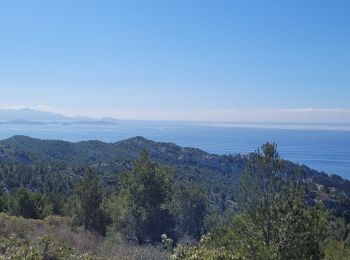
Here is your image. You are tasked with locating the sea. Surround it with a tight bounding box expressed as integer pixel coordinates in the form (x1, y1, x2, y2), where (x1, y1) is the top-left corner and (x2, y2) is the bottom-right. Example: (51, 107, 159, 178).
(0, 121, 349, 179)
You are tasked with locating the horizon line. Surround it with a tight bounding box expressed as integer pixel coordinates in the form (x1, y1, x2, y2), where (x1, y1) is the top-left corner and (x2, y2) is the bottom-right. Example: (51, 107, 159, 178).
(0, 105, 350, 124)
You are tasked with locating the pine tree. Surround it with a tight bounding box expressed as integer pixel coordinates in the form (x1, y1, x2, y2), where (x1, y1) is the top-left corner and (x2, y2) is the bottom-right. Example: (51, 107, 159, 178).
(75, 168, 108, 235)
(118, 151, 174, 244)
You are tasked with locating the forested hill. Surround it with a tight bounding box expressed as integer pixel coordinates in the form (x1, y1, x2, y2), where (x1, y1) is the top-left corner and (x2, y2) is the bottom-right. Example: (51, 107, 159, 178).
(0, 135, 349, 198)
(0, 135, 245, 169)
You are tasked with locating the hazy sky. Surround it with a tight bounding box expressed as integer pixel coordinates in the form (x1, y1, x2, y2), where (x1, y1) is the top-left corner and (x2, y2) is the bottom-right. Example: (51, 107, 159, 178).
(0, 0, 349, 122)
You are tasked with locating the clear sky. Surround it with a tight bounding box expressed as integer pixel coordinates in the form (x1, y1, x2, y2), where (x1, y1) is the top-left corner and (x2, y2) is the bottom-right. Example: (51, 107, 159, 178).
(0, 0, 349, 122)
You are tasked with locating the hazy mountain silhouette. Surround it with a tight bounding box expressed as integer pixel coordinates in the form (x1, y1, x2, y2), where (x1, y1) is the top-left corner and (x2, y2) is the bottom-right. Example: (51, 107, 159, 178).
(0, 108, 118, 124)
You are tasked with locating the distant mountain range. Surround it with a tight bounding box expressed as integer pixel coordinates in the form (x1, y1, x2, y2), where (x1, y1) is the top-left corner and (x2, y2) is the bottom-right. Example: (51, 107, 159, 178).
(0, 108, 119, 125)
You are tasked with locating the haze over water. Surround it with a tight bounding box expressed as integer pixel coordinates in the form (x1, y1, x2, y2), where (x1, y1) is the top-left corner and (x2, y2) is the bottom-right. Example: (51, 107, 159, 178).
(0, 122, 349, 179)
(1, 2, 349, 180)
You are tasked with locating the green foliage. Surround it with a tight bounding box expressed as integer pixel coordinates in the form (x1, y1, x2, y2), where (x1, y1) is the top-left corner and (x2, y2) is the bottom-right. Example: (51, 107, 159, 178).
(1, 137, 350, 258)
(2, 135, 350, 216)
(327, 216, 350, 245)
(324, 240, 350, 260)
(172, 213, 283, 259)
(168, 185, 209, 241)
(1, 188, 67, 220)
(171, 233, 245, 260)
(235, 143, 327, 259)
(111, 151, 174, 244)
(0, 161, 79, 194)
(74, 169, 109, 236)
(238, 143, 284, 213)
(9, 189, 40, 218)
(176, 143, 328, 259)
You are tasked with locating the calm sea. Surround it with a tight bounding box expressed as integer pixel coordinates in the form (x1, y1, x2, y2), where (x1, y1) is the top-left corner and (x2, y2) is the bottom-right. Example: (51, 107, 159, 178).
(0, 121, 349, 179)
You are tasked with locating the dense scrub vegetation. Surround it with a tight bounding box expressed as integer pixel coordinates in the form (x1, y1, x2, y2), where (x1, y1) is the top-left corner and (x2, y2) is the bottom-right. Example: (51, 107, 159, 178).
(173, 144, 328, 259)
(0, 136, 350, 259)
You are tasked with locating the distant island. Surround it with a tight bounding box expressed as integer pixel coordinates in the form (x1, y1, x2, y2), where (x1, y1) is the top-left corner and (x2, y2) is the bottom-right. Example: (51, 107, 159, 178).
(0, 108, 119, 125)
(0, 119, 46, 125)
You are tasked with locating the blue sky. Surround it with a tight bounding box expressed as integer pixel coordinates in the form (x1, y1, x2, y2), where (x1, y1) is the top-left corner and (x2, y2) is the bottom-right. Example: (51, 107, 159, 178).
(0, 0, 349, 122)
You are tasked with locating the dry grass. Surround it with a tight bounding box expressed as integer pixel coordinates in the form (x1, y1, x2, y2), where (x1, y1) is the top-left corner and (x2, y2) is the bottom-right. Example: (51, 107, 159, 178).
(0, 213, 170, 259)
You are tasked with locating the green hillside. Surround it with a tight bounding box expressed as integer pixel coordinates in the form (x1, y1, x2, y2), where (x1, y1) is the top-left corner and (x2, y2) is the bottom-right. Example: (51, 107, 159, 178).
(0, 136, 350, 259)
